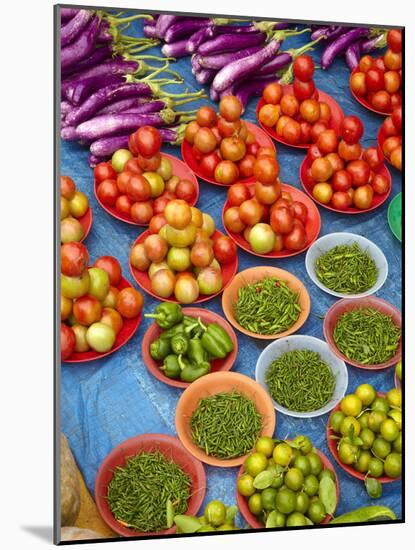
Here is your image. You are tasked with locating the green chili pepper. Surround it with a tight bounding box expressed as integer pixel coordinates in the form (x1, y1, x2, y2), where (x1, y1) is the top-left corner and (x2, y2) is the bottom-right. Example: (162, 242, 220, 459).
(187, 338, 208, 364)
(160, 322, 185, 340)
(171, 333, 189, 355)
(180, 360, 211, 382)
(201, 323, 234, 359)
(329, 505, 397, 524)
(145, 303, 183, 329)
(150, 337, 172, 361)
(161, 354, 181, 379)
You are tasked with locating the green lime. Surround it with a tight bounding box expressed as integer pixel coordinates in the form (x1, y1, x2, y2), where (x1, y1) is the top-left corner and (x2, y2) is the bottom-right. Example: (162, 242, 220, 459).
(307, 499, 326, 524)
(371, 437, 392, 459)
(275, 488, 297, 515)
(248, 493, 263, 516)
(303, 474, 319, 497)
(270, 472, 284, 489)
(237, 473, 256, 497)
(372, 396, 390, 414)
(368, 457, 384, 478)
(355, 384, 377, 406)
(291, 435, 313, 455)
(340, 394, 363, 417)
(338, 441, 358, 465)
(380, 418, 399, 442)
(269, 510, 286, 527)
(355, 450, 372, 473)
(340, 416, 361, 437)
(204, 500, 226, 527)
(273, 443, 293, 467)
(294, 455, 311, 476)
(395, 360, 402, 381)
(261, 487, 278, 511)
(289, 448, 301, 466)
(388, 409, 402, 430)
(360, 428, 376, 450)
(286, 512, 307, 527)
(359, 412, 370, 429)
(368, 410, 387, 432)
(384, 452, 402, 478)
(330, 411, 345, 433)
(244, 452, 268, 477)
(256, 436, 275, 457)
(308, 452, 323, 476)
(295, 491, 310, 514)
(284, 468, 304, 491)
(393, 432, 402, 453)
(386, 388, 401, 408)
(319, 468, 335, 482)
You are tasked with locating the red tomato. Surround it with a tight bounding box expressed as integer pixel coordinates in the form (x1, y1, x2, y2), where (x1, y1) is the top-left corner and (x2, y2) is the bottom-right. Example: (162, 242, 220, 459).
(214, 160, 239, 185)
(311, 157, 333, 182)
(61, 242, 89, 277)
(213, 235, 237, 264)
(130, 201, 153, 224)
(94, 256, 122, 286)
(299, 121, 312, 144)
(73, 295, 102, 326)
(300, 99, 321, 124)
(317, 129, 338, 155)
(353, 184, 374, 209)
(326, 152, 344, 173)
(217, 116, 241, 138)
(238, 154, 256, 178)
(175, 179, 197, 203)
(331, 170, 353, 192)
(200, 151, 221, 178)
(366, 68, 385, 92)
(220, 136, 246, 162)
(184, 121, 201, 144)
(331, 191, 352, 210)
(270, 207, 294, 234)
(363, 147, 384, 170)
(308, 144, 323, 161)
(382, 136, 402, 157)
(224, 206, 246, 233)
(219, 95, 243, 122)
(115, 194, 133, 217)
(310, 120, 328, 143)
(116, 171, 133, 194)
(124, 158, 143, 175)
(387, 29, 402, 53)
(280, 94, 300, 117)
(338, 140, 362, 162)
(359, 55, 373, 73)
(372, 57, 386, 72)
(194, 127, 217, 154)
(153, 196, 169, 215)
(372, 173, 390, 194)
(116, 287, 143, 319)
(340, 116, 364, 145)
(382, 116, 398, 137)
(384, 70, 401, 94)
(390, 92, 402, 110)
(319, 102, 332, 122)
(255, 181, 281, 205)
(126, 174, 152, 202)
(97, 179, 119, 206)
(350, 71, 367, 96)
(227, 183, 251, 207)
(346, 159, 371, 187)
(256, 146, 276, 159)
(61, 323, 76, 360)
(291, 201, 308, 224)
(137, 153, 161, 172)
(263, 82, 283, 104)
(132, 126, 161, 158)
(196, 106, 218, 128)
(283, 221, 307, 250)
(384, 49, 402, 71)
(293, 78, 316, 101)
(149, 213, 167, 234)
(282, 119, 302, 145)
(293, 55, 315, 81)
(94, 162, 116, 184)
(370, 90, 391, 112)
(239, 199, 264, 225)
(211, 126, 222, 145)
(392, 106, 402, 131)
(253, 156, 279, 184)
(246, 142, 260, 156)
(61, 175, 76, 199)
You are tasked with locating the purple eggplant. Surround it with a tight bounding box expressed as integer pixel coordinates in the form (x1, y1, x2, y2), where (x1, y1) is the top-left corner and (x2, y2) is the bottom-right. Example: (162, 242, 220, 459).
(64, 74, 125, 105)
(321, 27, 369, 69)
(360, 33, 387, 54)
(345, 41, 362, 70)
(60, 8, 79, 23)
(61, 126, 79, 141)
(234, 75, 282, 109)
(164, 18, 210, 43)
(310, 26, 331, 40)
(90, 135, 130, 157)
(96, 20, 113, 43)
(97, 97, 151, 116)
(123, 100, 168, 115)
(61, 16, 100, 70)
(75, 109, 176, 141)
(197, 31, 266, 55)
(198, 46, 263, 70)
(186, 26, 215, 53)
(61, 45, 112, 78)
(256, 52, 292, 76)
(61, 101, 73, 116)
(161, 39, 189, 58)
(144, 24, 159, 38)
(156, 15, 185, 38)
(89, 154, 106, 167)
(62, 59, 144, 86)
(60, 9, 94, 47)
(195, 68, 216, 85)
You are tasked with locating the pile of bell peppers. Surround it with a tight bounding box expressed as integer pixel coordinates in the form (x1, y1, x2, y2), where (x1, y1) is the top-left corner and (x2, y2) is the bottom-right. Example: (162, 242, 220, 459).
(145, 304, 234, 383)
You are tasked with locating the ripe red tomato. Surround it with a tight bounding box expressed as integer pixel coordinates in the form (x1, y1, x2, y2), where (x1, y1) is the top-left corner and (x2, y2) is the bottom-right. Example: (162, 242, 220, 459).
(214, 160, 239, 185)
(115, 195, 133, 217)
(382, 116, 398, 137)
(199, 151, 221, 178)
(390, 92, 402, 110)
(311, 157, 333, 182)
(246, 142, 260, 156)
(338, 140, 362, 162)
(73, 295, 102, 326)
(116, 171, 133, 194)
(317, 129, 338, 155)
(149, 213, 167, 234)
(384, 49, 402, 71)
(254, 181, 281, 205)
(387, 29, 402, 53)
(124, 158, 143, 175)
(94, 163, 116, 184)
(283, 220, 307, 251)
(116, 287, 144, 319)
(270, 207, 294, 234)
(331, 170, 353, 192)
(353, 184, 374, 209)
(126, 175, 152, 202)
(196, 106, 218, 128)
(293, 55, 314, 81)
(152, 196, 169, 215)
(61, 242, 89, 277)
(97, 179, 119, 206)
(346, 159, 371, 187)
(359, 55, 373, 73)
(310, 120, 328, 143)
(392, 106, 402, 131)
(263, 82, 283, 105)
(372, 57, 386, 72)
(224, 206, 246, 233)
(350, 71, 367, 96)
(137, 153, 161, 172)
(220, 136, 246, 162)
(219, 95, 243, 122)
(326, 152, 344, 173)
(185, 121, 201, 144)
(370, 90, 391, 112)
(253, 156, 279, 184)
(61, 175, 76, 199)
(282, 119, 301, 145)
(130, 201, 153, 224)
(239, 199, 264, 225)
(227, 183, 251, 206)
(372, 174, 390, 194)
(175, 179, 197, 202)
(363, 146, 384, 170)
(256, 146, 276, 159)
(384, 70, 401, 94)
(213, 235, 237, 263)
(132, 126, 161, 158)
(194, 127, 217, 154)
(331, 191, 352, 210)
(382, 136, 402, 157)
(299, 121, 312, 144)
(293, 78, 316, 101)
(94, 256, 122, 286)
(366, 68, 385, 92)
(238, 154, 256, 178)
(291, 201, 308, 224)
(61, 323, 76, 360)
(300, 99, 321, 124)
(280, 94, 300, 117)
(340, 116, 364, 145)
(217, 116, 241, 138)
(308, 144, 323, 161)
(258, 104, 280, 127)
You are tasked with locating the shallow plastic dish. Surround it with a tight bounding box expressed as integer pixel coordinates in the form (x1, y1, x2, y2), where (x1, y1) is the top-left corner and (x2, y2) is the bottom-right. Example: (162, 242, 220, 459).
(305, 232, 388, 299)
(255, 335, 348, 418)
(387, 192, 402, 241)
(95, 433, 206, 537)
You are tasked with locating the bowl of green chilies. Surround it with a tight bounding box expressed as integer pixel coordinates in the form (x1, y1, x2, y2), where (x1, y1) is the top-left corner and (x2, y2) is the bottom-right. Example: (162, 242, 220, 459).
(324, 297, 402, 370)
(305, 233, 388, 299)
(255, 335, 348, 418)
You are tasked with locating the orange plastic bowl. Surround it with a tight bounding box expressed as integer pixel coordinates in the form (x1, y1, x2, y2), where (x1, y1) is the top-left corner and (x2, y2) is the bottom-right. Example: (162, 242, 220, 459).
(175, 371, 276, 467)
(130, 229, 238, 304)
(222, 182, 321, 258)
(94, 153, 199, 226)
(95, 433, 206, 537)
(326, 395, 400, 484)
(142, 307, 238, 389)
(221, 266, 311, 340)
(181, 121, 275, 187)
(350, 68, 395, 116)
(323, 296, 402, 370)
(256, 86, 344, 149)
(237, 448, 340, 528)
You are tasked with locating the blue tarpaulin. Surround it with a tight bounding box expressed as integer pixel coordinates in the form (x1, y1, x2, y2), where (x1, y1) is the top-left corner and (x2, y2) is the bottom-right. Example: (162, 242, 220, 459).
(60, 18, 402, 529)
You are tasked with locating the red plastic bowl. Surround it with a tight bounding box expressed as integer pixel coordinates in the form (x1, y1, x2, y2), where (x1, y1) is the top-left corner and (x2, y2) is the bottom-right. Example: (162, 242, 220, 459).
(94, 153, 199, 226)
(349, 69, 396, 116)
(130, 229, 238, 304)
(236, 448, 340, 528)
(323, 296, 402, 370)
(142, 307, 238, 389)
(222, 182, 321, 258)
(63, 276, 142, 363)
(378, 125, 401, 170)
(256, 86, 344, 149)
(78, 207, 92, 242)
(181, 121, 275, 187)
(95, 433, 206, 537)
(326, 394, 401, 484)
(299, 155, 392, 214)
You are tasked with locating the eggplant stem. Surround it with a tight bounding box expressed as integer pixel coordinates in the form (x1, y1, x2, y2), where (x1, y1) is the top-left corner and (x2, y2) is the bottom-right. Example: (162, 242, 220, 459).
(160, 88, 208, 99)
(103, 13, 153, 25)
(142, 62, 172, 81)
(123, 42, 159, 54)
(172, 96, 204, 107)
(146, 65, 183, 80)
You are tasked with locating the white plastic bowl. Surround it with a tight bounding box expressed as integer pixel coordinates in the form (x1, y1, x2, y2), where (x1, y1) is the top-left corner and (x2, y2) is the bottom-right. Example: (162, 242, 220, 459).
(255, 335, 348, 418)
(305, 232, 388, 299)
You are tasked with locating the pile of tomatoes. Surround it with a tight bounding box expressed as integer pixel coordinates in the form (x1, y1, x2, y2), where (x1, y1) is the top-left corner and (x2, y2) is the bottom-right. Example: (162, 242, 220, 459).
(130, 199, 237, 303)
(184, 95, 274, 185)
(305, 115, 390, 211)
(61, 241, 143, 360)
(350, 30, 402, 113)
(258, 55, 334, 146)
(61, 176, 90, 243)
(380, 106, 402, 171)
(224, 182, 310, 254)
(94, 126, 197, 224)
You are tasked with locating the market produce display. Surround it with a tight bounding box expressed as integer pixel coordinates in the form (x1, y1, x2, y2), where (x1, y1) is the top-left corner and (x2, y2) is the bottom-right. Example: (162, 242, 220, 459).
(59, 8, 403, 540)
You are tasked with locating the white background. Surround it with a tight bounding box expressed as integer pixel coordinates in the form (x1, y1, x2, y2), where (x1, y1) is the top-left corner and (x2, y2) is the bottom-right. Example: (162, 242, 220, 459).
(0, 0, 412, 548)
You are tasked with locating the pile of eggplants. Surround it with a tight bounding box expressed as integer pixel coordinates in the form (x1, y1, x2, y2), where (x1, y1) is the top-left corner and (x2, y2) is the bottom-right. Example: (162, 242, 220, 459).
(60, 9, 206, 165)
(310, 25, 387, 70)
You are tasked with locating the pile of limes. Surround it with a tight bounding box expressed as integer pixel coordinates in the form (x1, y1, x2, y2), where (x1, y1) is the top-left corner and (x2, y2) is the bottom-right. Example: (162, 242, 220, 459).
(237, 435, 337, 527)
(329, 384, 402, 479)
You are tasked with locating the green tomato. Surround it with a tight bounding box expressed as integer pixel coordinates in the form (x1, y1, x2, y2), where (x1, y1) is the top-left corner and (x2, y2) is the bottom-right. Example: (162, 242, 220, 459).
(204, 500, 226, 527)
(330, 411, 345, 433)
(371, 396, 390, 414)
(395, 360, 402, 381)
(261, 487, 278, 511)
(384, 452, 402, 478)
(156, 157, 173, 181)
(359, 411, 370, 429)
(386, 388, 401, 408)
(307, 499, 326, 524)
(338, 441, 358, 465)
(372, 437, 392, 459)
(286, 512, 307, 527)
(284, 468, 304, 492)
(393, 432, 402, 453)
(86, 322, 115, 353)
(248, 493, 263, 516)
(237, 474, 255, 497)
(307, 452, 323, 476)
(295, 492, 310, 514)
(380, 419, 399, 442)
(294, 455, 311, 477)
(355, 383, 377, 406)
(340, 416, 361, 437)
(368, 411, 387, 433)
(273, 443, 293, 467)
(255, 436, 275, 457)
(244, 452, 268, 477)
(368, 457, 384, 478)
(355, 450, 372, 473)
(291, 435, 313, 455)
(111, 149, 133, 172)
(303, 474, 319, 497)
(275, 488, 297, 515)
(360, 428, 376, 450)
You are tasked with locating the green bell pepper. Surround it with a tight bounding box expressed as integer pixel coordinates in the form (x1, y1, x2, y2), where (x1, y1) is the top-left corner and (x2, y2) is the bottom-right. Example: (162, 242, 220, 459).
(187, 337, 208, 365)
(159, 322, 185, 340)
(179, 360, 211, 382)
(171, 333, 189, 355)
(150, 337, 172, 361)
(201, 323, 234, 359)
(144, 303, 183, 329)
(161, 354, 181, 379)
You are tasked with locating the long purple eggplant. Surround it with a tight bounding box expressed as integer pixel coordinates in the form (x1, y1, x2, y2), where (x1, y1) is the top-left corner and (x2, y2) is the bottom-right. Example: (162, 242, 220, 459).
(321, 27, 369, 69)
(195, 68, 216, 85)
(61, 16, 100, 70)
(123, 100, 169, 115)
(360, 33, 387, 54)
(61, 45, 112, 78)
(256, 39, 321, 77)
(60, 9, 94, 47)
(164, 18, 210, 43)
(156, 15, 185, 38)
(75, 109, 176, 141)
(96, 97, 151, 116)
(197, 31, 266, 55)
(61, 126, 79, 140)
(60, 8, 79, 23)
(64, 74, 126, 105)
(187, 26, 215, 53)
(161, 39, 189, 58)
(345, 41, 362, 70)
(198, 45, 263, 70)
(310, 26, 330, 40)
(144, 24, 158, 38)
